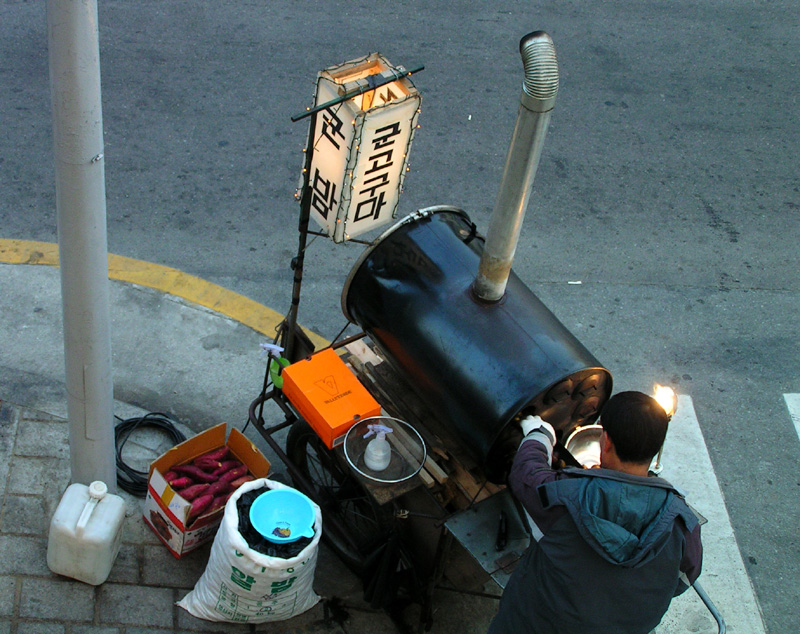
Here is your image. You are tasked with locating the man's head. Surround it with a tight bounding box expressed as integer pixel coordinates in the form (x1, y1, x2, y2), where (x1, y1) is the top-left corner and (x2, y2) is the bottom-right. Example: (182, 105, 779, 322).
(599, 391, 669, 465)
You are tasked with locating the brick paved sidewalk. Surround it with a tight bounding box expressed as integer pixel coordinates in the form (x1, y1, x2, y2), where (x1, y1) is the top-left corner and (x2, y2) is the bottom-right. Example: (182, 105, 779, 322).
(0, 400, 398, 634)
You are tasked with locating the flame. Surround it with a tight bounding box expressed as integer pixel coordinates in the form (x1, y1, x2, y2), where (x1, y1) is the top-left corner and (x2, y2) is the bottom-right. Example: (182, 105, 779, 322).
(653, 384, 677, 418)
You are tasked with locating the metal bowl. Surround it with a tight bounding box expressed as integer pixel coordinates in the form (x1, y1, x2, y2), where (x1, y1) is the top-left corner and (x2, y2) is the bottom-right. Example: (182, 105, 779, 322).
(564, 424, 603, 468)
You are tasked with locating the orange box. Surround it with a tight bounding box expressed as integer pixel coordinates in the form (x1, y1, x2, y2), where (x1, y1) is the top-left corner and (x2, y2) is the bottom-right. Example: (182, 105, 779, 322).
(282, 347, 381, 448)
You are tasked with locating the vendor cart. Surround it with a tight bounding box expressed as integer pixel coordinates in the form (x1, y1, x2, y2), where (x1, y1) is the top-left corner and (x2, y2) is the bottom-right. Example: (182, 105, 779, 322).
(246, 31, 725, 633)
(248, 333, 532, 628)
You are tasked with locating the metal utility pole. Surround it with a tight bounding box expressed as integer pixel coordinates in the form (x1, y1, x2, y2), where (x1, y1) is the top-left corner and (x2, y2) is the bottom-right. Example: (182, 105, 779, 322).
(47, 0, 117, 490)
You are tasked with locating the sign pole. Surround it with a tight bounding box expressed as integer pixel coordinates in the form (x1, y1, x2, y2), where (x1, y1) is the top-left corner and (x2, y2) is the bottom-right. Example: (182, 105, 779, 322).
(282, 114, 318, 363)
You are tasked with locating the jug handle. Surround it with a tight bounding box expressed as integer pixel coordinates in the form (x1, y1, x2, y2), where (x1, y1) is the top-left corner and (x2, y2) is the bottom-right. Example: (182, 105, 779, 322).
(76, 481, 107, 537)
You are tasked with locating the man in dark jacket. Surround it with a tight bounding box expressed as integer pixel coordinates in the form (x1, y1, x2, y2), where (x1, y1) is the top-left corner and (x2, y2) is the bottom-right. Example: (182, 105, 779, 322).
(488, 391, 703, 634)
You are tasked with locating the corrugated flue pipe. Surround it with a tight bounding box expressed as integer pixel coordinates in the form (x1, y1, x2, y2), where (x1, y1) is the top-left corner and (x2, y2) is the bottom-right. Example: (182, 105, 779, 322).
(472, 31, 559, 303)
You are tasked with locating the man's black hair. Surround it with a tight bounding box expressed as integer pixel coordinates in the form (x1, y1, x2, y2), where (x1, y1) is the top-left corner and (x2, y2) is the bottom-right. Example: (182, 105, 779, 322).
(599, 391, 669, 464)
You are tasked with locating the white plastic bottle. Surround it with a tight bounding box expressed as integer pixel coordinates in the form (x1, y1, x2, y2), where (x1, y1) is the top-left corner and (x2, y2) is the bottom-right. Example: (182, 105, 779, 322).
(364, 424, 392, 471)
(47, 481, 127, 585)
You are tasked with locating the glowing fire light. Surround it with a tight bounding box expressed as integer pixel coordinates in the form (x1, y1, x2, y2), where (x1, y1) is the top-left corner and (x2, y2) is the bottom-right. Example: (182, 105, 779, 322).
(653, 384, 677, 419)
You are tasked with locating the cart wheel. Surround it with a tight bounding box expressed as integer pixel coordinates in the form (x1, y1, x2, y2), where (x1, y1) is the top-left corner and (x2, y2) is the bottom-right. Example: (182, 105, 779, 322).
(286, 420, 394, 573)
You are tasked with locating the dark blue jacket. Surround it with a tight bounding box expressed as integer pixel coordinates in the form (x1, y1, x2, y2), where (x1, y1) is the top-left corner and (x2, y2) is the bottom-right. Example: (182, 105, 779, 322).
(488, 430, 703, 634)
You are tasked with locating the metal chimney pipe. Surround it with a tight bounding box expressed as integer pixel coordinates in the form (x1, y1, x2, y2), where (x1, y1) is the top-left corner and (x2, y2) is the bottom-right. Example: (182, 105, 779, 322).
(473, 31, 559, 302)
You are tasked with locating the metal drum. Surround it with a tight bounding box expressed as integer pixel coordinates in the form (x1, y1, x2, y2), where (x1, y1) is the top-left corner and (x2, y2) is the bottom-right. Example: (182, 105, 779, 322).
(342, 206, 612, 482)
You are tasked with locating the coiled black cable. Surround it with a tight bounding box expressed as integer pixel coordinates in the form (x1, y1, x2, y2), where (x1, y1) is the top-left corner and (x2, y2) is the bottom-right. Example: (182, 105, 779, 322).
(114, 412, 187, 497)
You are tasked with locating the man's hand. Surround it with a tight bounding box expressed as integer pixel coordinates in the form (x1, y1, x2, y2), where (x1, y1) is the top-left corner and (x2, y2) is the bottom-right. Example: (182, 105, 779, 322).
(520, 415, 556, 444)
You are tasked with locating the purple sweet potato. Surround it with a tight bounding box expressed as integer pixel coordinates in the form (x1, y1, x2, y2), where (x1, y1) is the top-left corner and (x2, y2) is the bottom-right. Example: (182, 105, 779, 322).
(195, 446, 230, 462)
(172, 464, 217, 483)
(163, 471, 179, 483)
(168, 476, 193, 490)
(228, 475, 254, 490)
(178, 483, 209, 501)
(188, 493, 214, 520)
(211, 459, 243, 477)
(205, 479, 230, 498)
(192, 456, 222, 472)
(218, 464, 249, 486)
(207, 494, 229, 513)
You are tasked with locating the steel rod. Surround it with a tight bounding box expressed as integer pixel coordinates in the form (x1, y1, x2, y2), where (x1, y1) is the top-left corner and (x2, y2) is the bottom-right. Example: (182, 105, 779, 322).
(291, 65, 424, 122)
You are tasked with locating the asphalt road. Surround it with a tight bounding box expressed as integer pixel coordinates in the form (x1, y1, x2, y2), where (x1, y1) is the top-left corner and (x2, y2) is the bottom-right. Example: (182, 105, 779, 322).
(2, 1, 798, 632)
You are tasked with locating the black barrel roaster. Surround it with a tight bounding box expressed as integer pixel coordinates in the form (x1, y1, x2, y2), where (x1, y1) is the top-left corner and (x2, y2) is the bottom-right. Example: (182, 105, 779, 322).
(342, 206, 612, 483)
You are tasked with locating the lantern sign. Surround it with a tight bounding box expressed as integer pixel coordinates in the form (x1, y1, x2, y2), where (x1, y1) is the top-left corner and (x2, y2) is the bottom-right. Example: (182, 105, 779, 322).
(305, 53, 421, 243)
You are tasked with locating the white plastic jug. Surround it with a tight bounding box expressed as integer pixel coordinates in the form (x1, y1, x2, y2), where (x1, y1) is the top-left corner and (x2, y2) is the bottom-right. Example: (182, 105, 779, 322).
(47, 481, 127, 585)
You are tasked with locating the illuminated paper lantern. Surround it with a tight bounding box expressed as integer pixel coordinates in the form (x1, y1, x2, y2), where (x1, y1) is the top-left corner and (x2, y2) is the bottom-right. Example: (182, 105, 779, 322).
(305, 53, 421, 243)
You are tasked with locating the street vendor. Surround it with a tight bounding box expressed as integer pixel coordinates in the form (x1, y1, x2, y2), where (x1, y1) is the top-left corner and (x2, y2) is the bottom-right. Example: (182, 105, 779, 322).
(488, 391, 703, 634)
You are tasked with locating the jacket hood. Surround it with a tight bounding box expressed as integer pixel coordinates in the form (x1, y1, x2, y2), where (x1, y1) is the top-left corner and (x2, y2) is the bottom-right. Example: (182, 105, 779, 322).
(540, 470, 697, 567)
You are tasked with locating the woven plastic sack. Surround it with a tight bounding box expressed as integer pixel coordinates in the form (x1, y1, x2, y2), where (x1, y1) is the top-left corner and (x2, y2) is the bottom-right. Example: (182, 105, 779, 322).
(178, 478, 322, 623)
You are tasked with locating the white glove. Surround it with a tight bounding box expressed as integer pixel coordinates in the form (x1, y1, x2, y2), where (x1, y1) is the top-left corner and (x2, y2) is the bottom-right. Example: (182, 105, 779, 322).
(520, 415, 556, 444)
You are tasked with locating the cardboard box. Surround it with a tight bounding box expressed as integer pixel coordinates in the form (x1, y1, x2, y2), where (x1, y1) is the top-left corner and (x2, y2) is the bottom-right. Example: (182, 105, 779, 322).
(281, 348, 381, 449)
(143, 423, 270, 558)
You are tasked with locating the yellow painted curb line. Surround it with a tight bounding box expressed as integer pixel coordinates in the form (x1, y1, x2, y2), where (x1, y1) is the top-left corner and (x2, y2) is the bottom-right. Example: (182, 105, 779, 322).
(0, 239, 329, 350)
